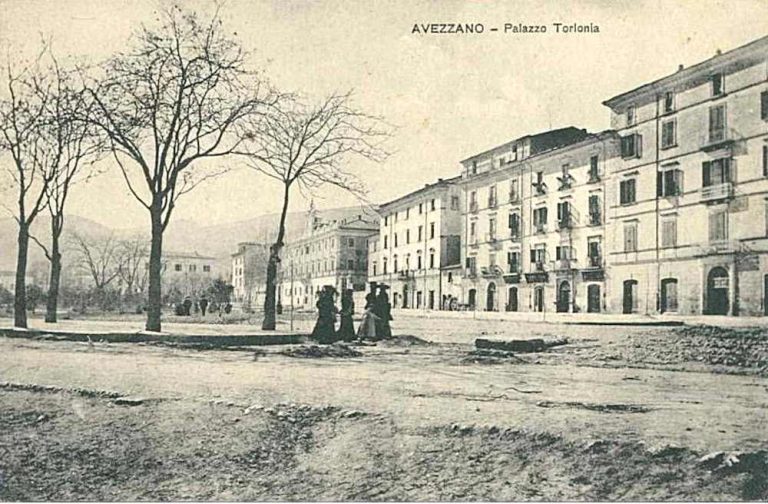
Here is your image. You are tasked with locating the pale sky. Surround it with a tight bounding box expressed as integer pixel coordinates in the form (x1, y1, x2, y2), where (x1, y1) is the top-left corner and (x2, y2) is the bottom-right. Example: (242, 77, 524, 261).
(1, 0, 766, 230)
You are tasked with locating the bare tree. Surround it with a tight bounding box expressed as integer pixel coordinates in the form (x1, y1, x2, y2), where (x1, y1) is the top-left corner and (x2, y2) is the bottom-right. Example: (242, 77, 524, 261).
(85, 5, 277, 331)
(0, 45, 59, 328)
(29, 56, 102, 323)
(116, 235, 149, 299)
(70, 233, 121, 292)
(240, 92, 390, 330)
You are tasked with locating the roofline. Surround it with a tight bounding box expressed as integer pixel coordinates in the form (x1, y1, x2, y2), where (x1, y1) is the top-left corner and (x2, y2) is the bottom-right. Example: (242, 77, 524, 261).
(603, 34, 768, 110)
(459, 127, 587, 165)
(458, 130, 618, 186)
(378, 175, 461, 211)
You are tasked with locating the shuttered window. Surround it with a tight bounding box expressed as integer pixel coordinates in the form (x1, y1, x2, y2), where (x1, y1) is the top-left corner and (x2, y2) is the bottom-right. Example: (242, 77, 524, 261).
(623, 222, 638, 252)
(709, 211, 727, 242)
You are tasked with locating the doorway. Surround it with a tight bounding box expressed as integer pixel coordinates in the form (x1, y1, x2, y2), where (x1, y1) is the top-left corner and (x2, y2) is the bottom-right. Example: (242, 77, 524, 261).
(468, 289, 477, 309)
(623, 280, 638, 314)
(533, 286, 544, 312)
(486, 283, 496, 311)
(660, 278, 678, 313)
(587, 284, 601, 313)
(507, 287, 518, 312)
(556, 281, 571, 313)
(706, 267, 729, 315)
(402, 285, 409, 309)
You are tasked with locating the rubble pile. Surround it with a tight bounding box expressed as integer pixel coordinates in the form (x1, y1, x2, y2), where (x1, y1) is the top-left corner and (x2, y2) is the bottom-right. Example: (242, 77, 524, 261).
(279, 343, 363, 359)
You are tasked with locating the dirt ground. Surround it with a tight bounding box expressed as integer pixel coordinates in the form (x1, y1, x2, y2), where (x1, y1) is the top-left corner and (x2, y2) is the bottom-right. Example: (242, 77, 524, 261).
(1, 317, 767, 500)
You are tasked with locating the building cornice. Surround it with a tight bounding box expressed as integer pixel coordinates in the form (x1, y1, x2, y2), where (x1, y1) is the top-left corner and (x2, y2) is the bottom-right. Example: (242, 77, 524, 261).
(603, 35, 768, 111)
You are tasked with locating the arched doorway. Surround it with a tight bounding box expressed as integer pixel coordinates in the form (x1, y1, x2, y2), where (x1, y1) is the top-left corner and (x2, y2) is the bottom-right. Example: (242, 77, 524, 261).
(468, 289, 477, 309)
(556, 281, 571, 313)
(533, 286, 545, 312)
(486, 283, 496, 311)
(660, 278, 678, 313)
(402, 285, 409, 309)
(587, 284, 601, 313)
(623, 280, 638, 314)
(507, 287, 518, 312)
(706, 267, 729, 315)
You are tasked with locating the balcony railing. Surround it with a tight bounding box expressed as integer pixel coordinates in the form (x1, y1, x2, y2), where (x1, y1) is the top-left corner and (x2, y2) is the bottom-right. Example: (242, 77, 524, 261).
(466, 267, 477, 278)
(533, 183, 547, 196)
(701, 128, 736, 151)
(534, 224, 546, 234)
(587, 255, 603, 268)
(588, 172, 601, 184)
(534, 261, 546, 272)
(701, 182, 733, 202)
(398, 270, 414, 280)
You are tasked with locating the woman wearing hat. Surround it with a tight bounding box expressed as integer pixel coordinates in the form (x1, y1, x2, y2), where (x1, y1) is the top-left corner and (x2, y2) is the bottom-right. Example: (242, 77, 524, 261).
(311, 286, 338, 344)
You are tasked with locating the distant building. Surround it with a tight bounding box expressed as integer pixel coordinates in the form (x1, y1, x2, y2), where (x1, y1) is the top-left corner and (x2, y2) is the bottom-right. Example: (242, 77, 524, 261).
(0, 270, 32, 293)
(602, 35, 768, 316)
(231, 242, 270, 308)
(369, 177, 463, 311)
(280, 210, 378, 310)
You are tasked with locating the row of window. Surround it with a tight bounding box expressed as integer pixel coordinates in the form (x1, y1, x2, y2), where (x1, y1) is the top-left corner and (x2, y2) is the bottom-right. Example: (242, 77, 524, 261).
(623, 73, 766, 129)
(465, 238, 603, 274)
(620, 209, 728, 253)
(172, 263, 211, 273)
(468, 156, 602, 211)
(383, 197, 461, 227)
(373, 250, 438, 276)
(290, 236, 362, 258)
(383, 222, 437, 249)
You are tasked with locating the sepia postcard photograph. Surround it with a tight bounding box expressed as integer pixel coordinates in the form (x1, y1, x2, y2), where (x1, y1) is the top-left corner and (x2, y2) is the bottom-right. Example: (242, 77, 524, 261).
(0, 0, 767, 501)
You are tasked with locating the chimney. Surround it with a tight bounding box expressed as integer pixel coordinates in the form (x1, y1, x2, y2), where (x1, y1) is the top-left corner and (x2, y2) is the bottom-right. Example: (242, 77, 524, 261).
(677, 64, 684, 72)
(715, 49, 722, 56)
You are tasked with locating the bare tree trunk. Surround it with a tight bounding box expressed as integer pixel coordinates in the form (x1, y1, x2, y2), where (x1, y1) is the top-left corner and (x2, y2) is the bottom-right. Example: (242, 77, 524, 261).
(146, 205, 164, 332)
(262, 185, 291, 330)
(14, 224, 30, 329)
(44, 231, 62, 323)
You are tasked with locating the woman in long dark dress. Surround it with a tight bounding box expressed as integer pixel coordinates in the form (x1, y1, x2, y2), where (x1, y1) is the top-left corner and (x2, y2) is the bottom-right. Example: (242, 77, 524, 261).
(375, 285, 393, 339)
(337, 289, 356, 342)
(311, 287, 338, 344)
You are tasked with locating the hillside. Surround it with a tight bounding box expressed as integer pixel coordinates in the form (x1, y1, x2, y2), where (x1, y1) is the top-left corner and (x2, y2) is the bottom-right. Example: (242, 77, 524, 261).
(0, 205, 379, 274)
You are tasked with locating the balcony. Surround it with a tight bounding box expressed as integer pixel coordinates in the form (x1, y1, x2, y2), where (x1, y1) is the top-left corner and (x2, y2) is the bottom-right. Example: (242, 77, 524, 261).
(557, 217, 573, 231)
(534, 261, 546, 272)
(587, 172, 601, 184)
(503, 266, 521, 284)
(481, 266, 503, 278)
(533, 182, 547, 196)
(466, 267, 477, 278)
(488, 197, 498, 209)
(509, 232, 521, 243)
(586, 255, 603, 269)
(534, 224, 546, 234)
(700, 128, 736, 152)
(557, 175, 574, 191)
(554, 259, 573, 270)
(701, 182, 733, 202)
(469, 201, 479, 213)
(589, 213, 602, 226)
(398, 270, 414, 280)
(509, 192, 520, 204)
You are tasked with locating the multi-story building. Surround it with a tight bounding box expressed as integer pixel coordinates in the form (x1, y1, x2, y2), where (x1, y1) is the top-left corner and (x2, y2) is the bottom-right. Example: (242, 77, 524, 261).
(159, 251, 221, 296)
(460, 127, 620, 313)
(603, 35, 768, 316)
(230, 242, 269, 308)
(279, 212, 378, 310)
(369, 177, 462, 310)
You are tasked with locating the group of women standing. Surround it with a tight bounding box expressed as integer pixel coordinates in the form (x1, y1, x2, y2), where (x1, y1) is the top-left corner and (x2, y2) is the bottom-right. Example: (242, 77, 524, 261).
(310, 284, 393, 344)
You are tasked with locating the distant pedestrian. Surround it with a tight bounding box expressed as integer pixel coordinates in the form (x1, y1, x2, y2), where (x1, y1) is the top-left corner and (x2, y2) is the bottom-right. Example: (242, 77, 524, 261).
(375, 284, 393, 339)
(357, 303, 380, 341)
(182, 296, 192, 316)
(337, 289, 356, 342)
(312, 286, 338, 344)
(199, 296, 209, 317)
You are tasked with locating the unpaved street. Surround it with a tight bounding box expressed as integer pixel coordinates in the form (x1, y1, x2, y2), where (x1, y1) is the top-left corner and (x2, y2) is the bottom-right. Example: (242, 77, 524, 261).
(1, 318, 767, 500)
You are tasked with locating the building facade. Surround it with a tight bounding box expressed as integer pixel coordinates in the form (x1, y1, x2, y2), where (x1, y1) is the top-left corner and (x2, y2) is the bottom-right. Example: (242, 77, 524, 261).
(231, 242, 270, 309)
(460, 128, 620, 314)
(279, 213, 378, 310)
(603, 35, 768, 316)
(369, 177, 463, 311)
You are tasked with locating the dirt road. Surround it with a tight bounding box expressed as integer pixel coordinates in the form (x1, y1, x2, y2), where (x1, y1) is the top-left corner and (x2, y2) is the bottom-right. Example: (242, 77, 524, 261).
(1, 319, 767, 500)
